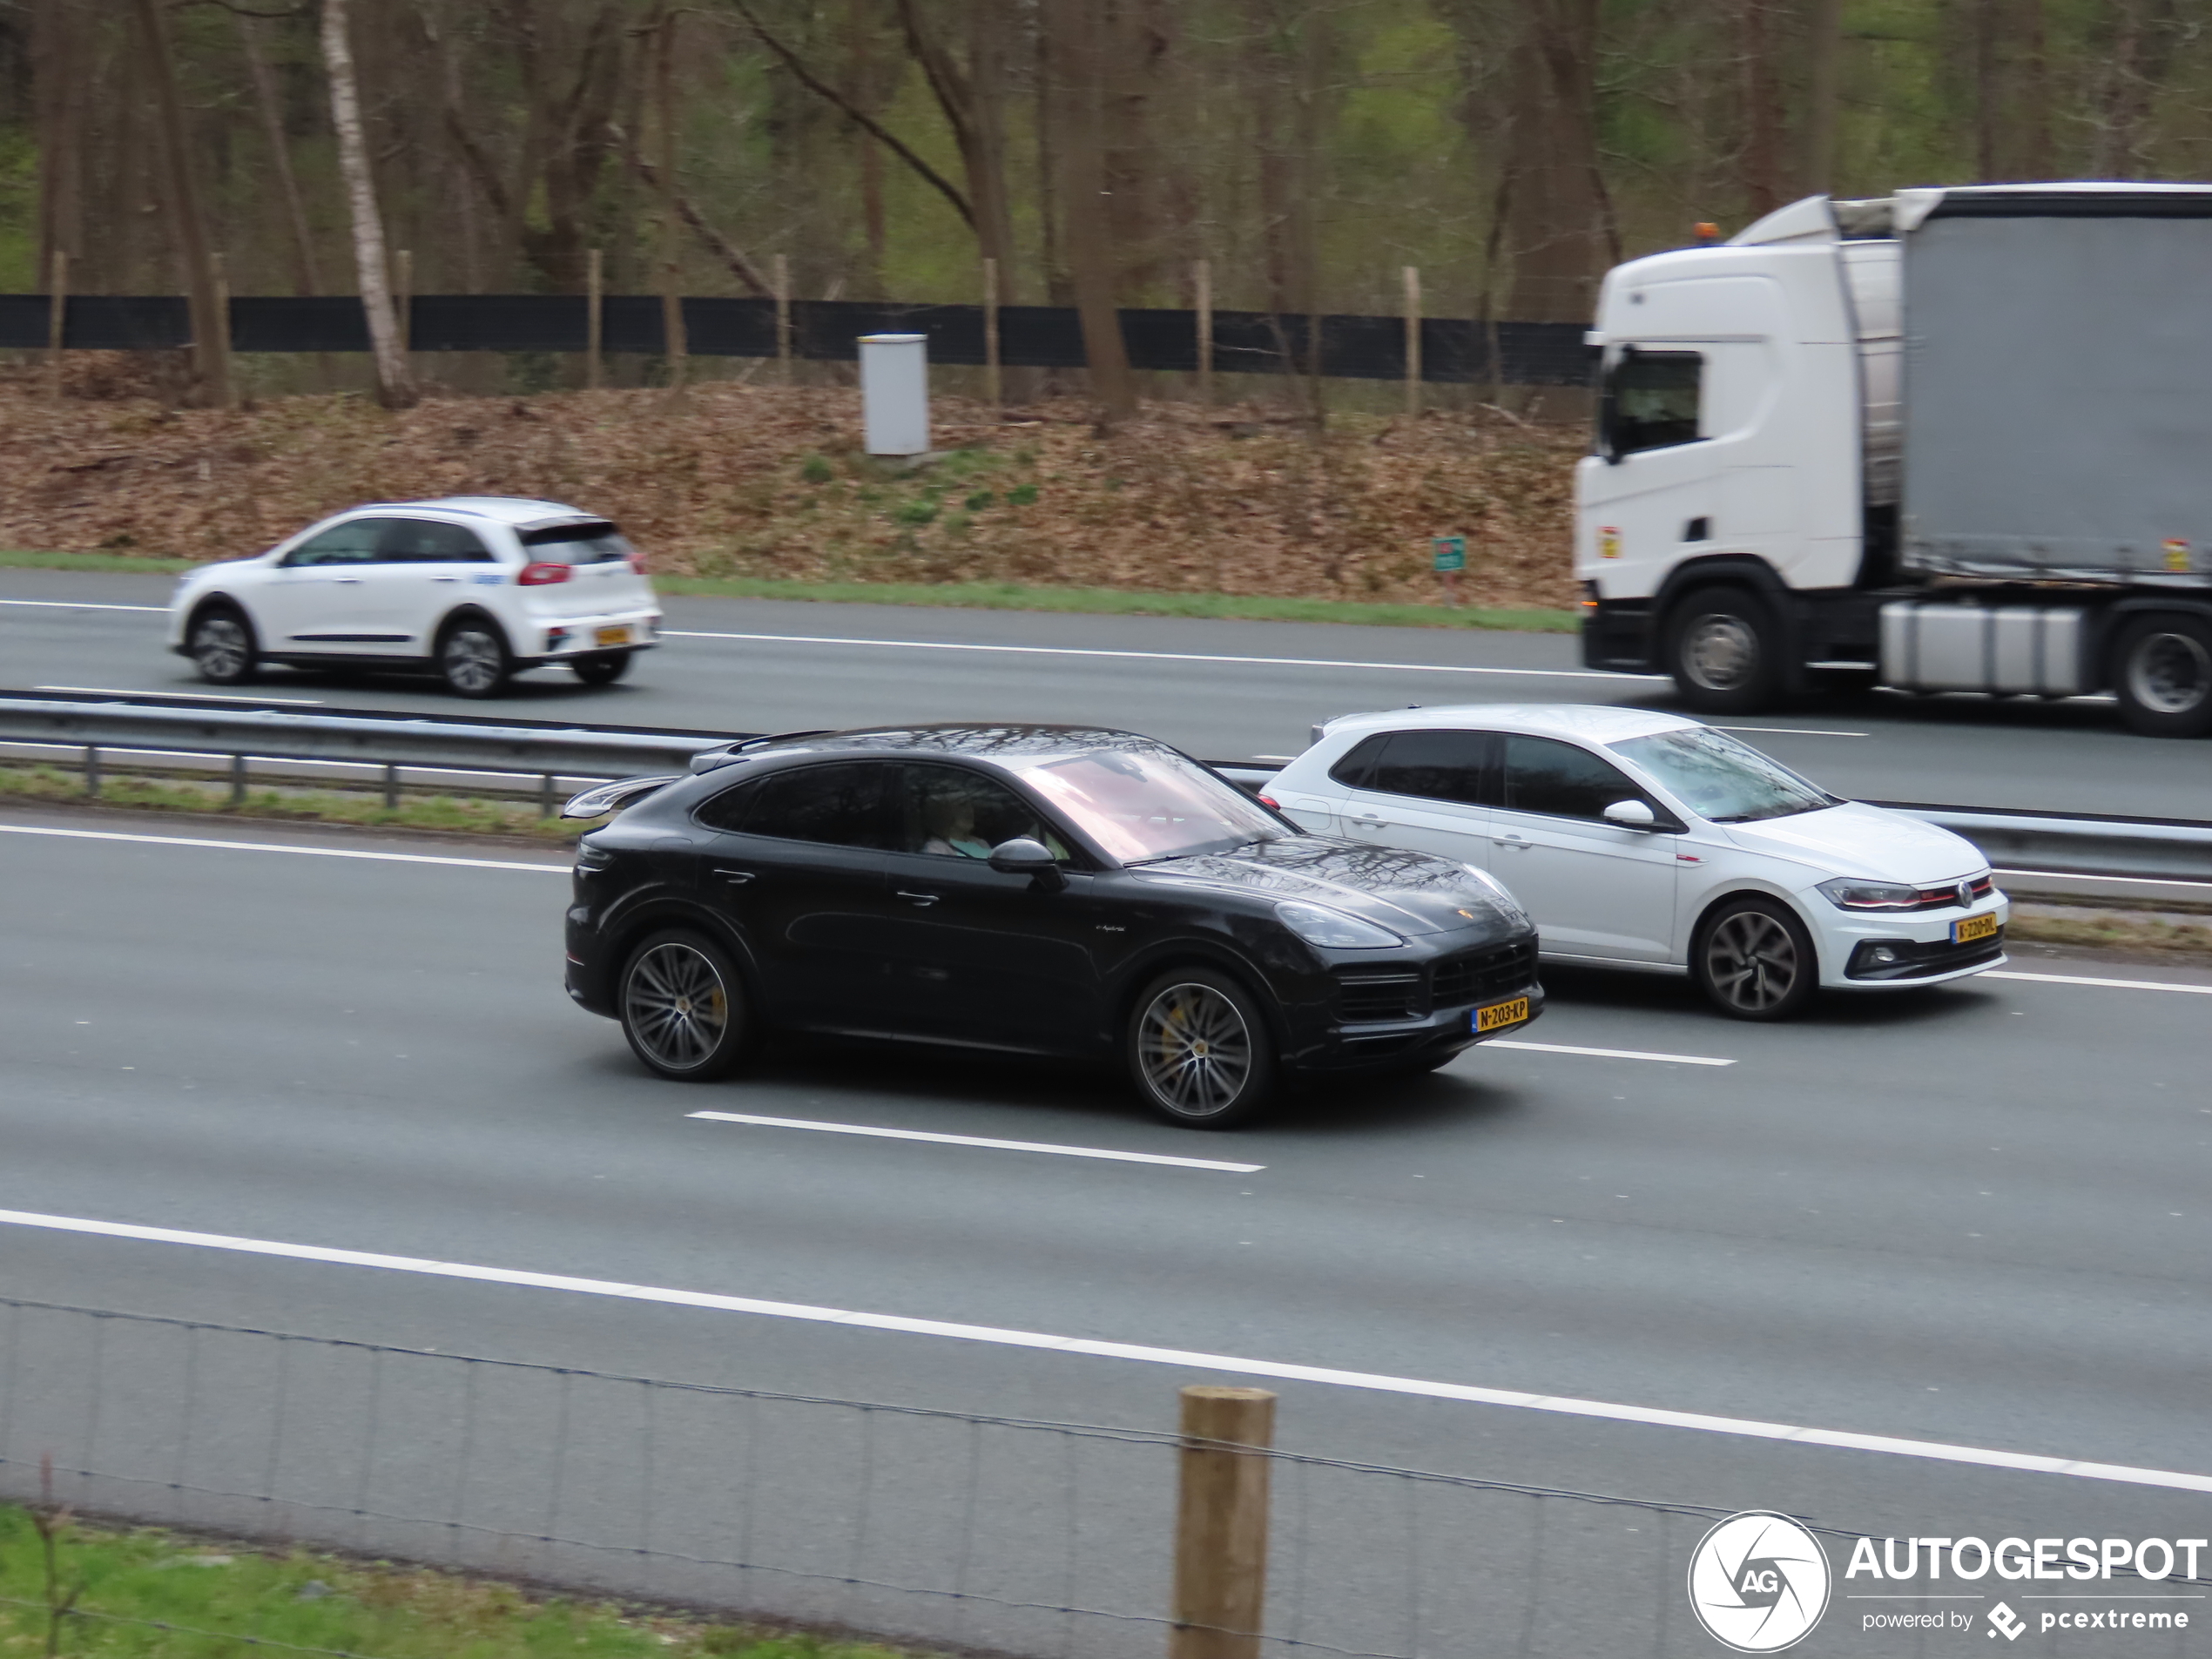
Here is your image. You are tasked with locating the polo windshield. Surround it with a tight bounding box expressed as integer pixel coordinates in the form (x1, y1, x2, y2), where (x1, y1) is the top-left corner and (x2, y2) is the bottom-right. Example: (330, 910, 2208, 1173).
(1608, 726, 1837, 823)
(1011, 748, 1285, 862)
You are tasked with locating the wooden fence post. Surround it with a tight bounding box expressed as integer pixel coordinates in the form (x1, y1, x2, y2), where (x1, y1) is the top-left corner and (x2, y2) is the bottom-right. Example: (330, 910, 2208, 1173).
(982, 255, 1001, 412)
(1194, 259, 1213, 412)
(774, 253, 792, 385)
(1402, 265, 1422, 416)
(47, 249, 68, 401)
(586, 248, 604, 389)
(1170, 1385, 1276, 1659)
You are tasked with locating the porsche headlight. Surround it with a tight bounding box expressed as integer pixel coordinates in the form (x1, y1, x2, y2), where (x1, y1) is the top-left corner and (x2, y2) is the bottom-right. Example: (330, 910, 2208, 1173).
(1274, 900, 1403, 948)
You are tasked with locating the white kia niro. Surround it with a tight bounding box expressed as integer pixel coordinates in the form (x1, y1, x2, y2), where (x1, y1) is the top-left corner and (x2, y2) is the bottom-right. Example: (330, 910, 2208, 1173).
(1262, 705, 2006, 1019)
(166, 496, 662, 698)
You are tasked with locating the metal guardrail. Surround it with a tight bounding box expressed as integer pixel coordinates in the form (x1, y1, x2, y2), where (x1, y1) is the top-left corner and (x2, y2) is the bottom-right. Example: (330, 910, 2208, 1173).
(0, 694, 2206, 884)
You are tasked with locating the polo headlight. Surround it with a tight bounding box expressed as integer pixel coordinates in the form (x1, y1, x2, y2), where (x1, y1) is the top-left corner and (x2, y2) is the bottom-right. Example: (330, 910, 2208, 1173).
(1817, 877, 1920, 912)
(1275, 900, 1403, 948)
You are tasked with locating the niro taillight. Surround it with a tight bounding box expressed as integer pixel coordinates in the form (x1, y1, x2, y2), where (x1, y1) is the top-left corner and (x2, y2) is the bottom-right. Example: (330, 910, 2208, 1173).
(517, 561, 571, 585)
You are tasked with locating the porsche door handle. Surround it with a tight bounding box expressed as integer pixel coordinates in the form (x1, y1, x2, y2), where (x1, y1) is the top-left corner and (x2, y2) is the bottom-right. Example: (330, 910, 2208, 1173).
(711, 867, 755, 885)
(896, 891, 941, 907)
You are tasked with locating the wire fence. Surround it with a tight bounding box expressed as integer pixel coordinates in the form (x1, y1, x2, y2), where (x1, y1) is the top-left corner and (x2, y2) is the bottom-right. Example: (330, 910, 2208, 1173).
(0, 1296, 2202, 1658)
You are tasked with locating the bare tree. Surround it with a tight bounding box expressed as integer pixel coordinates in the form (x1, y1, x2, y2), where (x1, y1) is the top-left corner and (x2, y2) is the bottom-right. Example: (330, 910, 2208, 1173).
(131, 0, 232, 408)
(1046, 0, 1136, 425)
(1803, 0, 1844, 192)
(322, 0, 417, 408)
(237, 13, 321, 297)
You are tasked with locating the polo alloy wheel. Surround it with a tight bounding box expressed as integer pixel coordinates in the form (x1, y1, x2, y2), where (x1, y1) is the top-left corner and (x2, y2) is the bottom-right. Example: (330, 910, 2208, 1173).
(1694, 899, 1817, 1021)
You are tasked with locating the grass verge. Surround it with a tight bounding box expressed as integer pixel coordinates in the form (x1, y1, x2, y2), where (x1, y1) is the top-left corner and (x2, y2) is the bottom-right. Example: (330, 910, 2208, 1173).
(0, 549, 1577, 631)
(2006, 902, 2212, 960)
(0, 1505, 928, 1659)
(0, 764, 587, 842)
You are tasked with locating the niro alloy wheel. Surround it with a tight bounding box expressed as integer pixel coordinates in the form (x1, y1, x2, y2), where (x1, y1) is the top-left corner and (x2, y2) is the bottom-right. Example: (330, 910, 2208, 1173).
(2112, 613, 2212, 738)
(1667, 588, 1781, 715)
(1693, 897, 1817, 1021)
(618, 931, 752, 1080)
(188, 605, 258, 685)
(437, 618, 512, 698)
(1126, 968, 1278, 1129)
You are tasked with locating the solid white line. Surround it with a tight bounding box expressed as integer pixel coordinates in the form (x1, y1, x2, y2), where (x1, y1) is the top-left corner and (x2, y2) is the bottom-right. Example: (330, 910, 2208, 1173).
(0, 823, 565, 873)
(688, 1110, 1264, 1172)
(1487, 1039, 1736, 1067)
(0, 598, 167, 613)
(2, 1205, 2205, 1495)
(37, 685, 325, 705)
(659, 629, 1663, 683)
(1996, 867, 2212, 894)
(1986, 968, 2212, 996)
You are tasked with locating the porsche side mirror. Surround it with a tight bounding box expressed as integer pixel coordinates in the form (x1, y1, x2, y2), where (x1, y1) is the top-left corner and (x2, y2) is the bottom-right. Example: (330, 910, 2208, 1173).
(1602, 799, 1658, 829)
(988, 837, 1066, 890)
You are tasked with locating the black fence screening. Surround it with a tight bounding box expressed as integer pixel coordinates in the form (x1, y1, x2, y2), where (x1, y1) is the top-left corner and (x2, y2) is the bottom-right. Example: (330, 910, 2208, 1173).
(0, 293, 1593, 386)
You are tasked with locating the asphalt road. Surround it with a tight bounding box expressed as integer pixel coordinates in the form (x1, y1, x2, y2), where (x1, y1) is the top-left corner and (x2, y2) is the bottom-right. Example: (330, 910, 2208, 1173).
(3, 804, 2209, 1655)
(4, 569, 2207, 820)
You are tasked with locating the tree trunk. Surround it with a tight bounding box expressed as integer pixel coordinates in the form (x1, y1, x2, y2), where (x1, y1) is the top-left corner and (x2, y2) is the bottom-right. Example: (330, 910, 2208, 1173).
(132, 0, 232, 409)
(898, 0, 1020, 295)
(238, 14, 320, 296)
(1047, 0, 1136, 426)
(30, 0, 85, 287)
(1803, 0, 1844, 193)
(321, 0, 417, 408)
(1498, 0, 1608, 322)
(656, 8, 688, 395)
(1740, 0, 1783, 216)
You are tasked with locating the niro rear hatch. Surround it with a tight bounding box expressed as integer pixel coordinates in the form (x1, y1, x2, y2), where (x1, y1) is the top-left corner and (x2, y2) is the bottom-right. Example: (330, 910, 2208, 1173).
(517, 521, 654, 612)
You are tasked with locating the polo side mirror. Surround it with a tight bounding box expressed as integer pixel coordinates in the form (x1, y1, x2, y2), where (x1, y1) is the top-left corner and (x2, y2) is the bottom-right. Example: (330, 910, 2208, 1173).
(1602, 799, 1658, 829)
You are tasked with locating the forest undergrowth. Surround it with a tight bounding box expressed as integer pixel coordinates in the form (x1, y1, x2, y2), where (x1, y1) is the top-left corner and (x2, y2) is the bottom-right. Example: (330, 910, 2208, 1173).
(0, 360, 1581, 612)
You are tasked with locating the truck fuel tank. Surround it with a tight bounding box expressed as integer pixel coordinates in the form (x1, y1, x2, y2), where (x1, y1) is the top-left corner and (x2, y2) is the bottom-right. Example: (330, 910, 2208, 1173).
(1879, 601, 2087, 696)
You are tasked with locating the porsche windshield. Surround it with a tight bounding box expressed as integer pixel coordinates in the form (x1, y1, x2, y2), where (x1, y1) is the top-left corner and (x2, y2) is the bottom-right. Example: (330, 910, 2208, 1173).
(1011, 748, 1284, 862)
(1608, 725, 1838, 823)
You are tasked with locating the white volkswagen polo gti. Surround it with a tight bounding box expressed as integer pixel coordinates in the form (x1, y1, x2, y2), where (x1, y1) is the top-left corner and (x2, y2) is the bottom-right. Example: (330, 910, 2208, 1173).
(166, 496, 662, 698)
(1263, 705, 2008, 1019)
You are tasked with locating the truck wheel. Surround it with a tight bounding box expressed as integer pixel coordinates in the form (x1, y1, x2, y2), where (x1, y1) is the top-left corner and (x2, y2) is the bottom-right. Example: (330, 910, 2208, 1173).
(1666, 588, 1781, 714)
(2112, 613, 2212, 738)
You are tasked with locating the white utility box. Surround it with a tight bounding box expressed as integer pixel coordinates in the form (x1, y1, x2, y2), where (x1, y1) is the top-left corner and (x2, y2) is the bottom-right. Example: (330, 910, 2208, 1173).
(859, 333, 930, 455)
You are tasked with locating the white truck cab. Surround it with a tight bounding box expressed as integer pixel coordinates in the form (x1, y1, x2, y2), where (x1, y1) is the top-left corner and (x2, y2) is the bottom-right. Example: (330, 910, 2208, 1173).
(1577, 184, 2212, 738)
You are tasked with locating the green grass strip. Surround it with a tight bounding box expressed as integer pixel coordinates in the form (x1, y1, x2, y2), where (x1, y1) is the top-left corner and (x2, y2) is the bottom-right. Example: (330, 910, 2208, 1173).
(0, 548, 199, 574)
(0, 1507, 930, 1658)
(654, 575, 1579, 632)
(0, 550, 1575, 631)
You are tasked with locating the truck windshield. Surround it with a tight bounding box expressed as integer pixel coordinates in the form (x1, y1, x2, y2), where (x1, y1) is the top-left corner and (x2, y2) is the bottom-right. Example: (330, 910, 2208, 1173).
(1011, 748, 1285, 863)
(1608, 726, 1837, 823)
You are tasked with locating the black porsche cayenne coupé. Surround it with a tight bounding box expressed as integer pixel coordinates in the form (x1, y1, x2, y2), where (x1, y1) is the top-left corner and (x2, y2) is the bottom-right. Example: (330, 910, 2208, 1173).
(563, 725, 1543, 1126)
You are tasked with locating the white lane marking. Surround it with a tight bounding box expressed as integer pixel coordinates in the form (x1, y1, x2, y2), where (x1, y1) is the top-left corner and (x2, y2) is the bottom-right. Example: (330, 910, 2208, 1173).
(1997, 867, 2212, 894)
(689, 1110, 1264, 1172)
(0, 823, 565, 873)
(0, 598, 168, 612)
(37, 685, 326, 705)
(1488, 1039, 1736, 1067)
(2, 1206, 2204, 1496)
(1711, 725, 1869, 738)
(1986, 968, 2212, 996)
(661, 629, 1663, 683)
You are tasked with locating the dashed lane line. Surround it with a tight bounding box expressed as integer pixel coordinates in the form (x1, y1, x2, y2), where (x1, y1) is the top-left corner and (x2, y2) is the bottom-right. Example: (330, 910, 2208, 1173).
(0, 598, 167, 612)
(2, 1205, 2206, 1495)
(689, 1110, 1264, 1172)
(1986, 968, 2212, 996)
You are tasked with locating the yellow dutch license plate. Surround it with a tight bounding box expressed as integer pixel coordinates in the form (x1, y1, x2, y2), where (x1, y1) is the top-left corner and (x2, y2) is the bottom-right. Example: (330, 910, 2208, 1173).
(1474, 997, 1529, 1034)
(594, 625, 631, 648)
(1953, 912, 1999, 945)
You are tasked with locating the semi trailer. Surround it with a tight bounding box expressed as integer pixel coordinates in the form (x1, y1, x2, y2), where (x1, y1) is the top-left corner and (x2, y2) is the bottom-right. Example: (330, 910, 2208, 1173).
(1576, 182, 2212, 737)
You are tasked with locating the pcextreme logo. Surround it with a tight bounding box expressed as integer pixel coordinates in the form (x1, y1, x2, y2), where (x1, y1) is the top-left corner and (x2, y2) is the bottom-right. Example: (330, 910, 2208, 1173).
(1688, 1511, 1833, 1652)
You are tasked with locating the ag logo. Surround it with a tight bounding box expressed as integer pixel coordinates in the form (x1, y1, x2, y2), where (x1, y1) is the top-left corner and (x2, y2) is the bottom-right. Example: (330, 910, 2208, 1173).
(1687, 1510, 1831, 1652)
